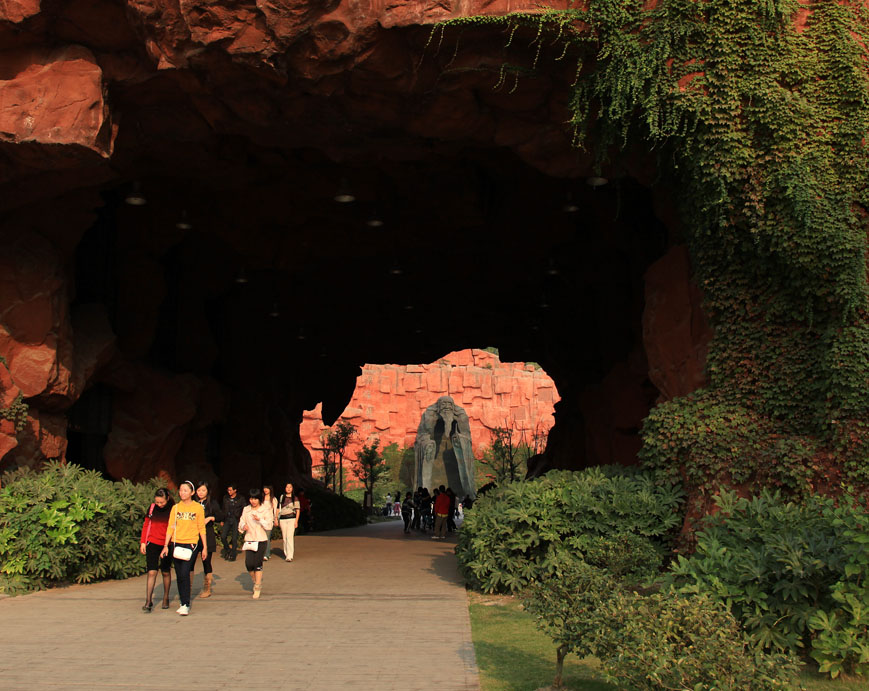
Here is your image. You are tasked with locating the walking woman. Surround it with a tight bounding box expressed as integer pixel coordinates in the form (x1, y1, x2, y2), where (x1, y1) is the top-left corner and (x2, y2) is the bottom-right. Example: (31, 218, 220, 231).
(195, 481, 224, 599)
(277, 482, 300, 562)
(139, 488, 174, 611)
(161, 480, 207, 616)
(261, 485, 278, 560)
(238, 488, 274, 599)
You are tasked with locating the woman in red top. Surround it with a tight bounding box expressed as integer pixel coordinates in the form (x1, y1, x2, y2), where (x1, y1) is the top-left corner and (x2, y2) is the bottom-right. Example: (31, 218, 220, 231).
(139, 488, 174, 612)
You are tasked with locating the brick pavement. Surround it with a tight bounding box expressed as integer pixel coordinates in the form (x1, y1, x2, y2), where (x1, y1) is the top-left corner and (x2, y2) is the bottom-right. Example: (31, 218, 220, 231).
(0, 520, 479, 691)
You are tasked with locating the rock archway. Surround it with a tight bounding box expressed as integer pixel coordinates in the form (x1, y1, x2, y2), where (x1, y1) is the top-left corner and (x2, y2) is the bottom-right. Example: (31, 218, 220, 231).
(0, 0, 711, 487)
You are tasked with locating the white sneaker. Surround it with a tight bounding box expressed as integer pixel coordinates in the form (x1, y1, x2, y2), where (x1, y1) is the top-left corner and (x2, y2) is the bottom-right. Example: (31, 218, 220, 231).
(177, 605, 190, 616)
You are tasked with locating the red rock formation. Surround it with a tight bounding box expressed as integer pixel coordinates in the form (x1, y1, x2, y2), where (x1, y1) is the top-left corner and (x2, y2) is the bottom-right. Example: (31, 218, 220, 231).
(642, 245, 712, 401)
(300, 348, 559, 472)
(0, 231, 70, 400)
(0, 46, 114, 164)
(5, 409, 68, 468)
(101, 360, 201, 483)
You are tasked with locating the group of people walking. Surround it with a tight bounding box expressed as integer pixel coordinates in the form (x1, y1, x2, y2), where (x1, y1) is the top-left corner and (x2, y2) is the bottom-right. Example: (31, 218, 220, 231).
(139, 481, 302, 615)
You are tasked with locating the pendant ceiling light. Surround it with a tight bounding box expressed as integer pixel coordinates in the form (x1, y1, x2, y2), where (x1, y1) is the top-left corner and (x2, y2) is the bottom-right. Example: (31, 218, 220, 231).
(333, 178, 356, 203)
(268, 303, 280, 318)
(175, 210, 192, 230)
(125, 182, 147, 206)
(587, 176, 609, 188)
(234, 268, 249, 285)
(545, 258, 560, 276)
(562, 192, 579, 213)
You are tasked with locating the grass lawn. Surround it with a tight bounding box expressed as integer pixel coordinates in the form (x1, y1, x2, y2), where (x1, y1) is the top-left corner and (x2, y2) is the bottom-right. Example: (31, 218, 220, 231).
(467, 591, 867, 691)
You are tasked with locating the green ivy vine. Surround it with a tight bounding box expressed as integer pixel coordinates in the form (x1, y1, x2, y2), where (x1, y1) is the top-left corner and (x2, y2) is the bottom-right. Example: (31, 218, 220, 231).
(0, 355, 28, 434)
(436, 0, 869, 494)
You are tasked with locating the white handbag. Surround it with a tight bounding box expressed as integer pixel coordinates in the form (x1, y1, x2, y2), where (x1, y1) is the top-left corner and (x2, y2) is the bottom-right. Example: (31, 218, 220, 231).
(173, 545, 193, 561)
(242, 540, 258, 552)
(171, 512, 194, 561)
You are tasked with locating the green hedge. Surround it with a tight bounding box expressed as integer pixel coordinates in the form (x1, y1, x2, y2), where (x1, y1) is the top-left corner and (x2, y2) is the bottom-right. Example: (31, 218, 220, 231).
(669, 490, 869, 679)
(0, 462, 160, 594)
(304, 485, 366, 532)
(456, 468, 684, 592)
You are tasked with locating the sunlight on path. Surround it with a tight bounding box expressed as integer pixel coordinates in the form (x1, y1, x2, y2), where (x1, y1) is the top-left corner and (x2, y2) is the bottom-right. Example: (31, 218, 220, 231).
(0, 521, 478, 690)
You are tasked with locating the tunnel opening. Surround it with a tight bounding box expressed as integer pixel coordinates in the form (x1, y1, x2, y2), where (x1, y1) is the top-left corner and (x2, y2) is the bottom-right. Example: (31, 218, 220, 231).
(0, 12, 714, 488)
(1, 139, 679, 488)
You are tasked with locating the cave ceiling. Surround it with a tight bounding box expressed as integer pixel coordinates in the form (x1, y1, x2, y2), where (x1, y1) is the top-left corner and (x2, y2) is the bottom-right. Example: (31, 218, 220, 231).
(0, 0, 702, 482)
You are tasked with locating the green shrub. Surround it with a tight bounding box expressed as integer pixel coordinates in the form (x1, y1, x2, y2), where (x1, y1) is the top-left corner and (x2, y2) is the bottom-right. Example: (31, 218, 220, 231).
(807, 510, 869, 679)
(521, 558, 617, 687)
(668, 490, 869, 679)
(456, 468, 683, 593)
(304, 485, 366, 532)
(0, 462, 161, 594)
(594, 590, 800, 690)
(522, 557, 798, 690)
(568, 532, 664, 583)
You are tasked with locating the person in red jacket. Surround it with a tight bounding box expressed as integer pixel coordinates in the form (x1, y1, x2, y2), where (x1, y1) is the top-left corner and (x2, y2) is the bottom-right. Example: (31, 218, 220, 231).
(432, 486, 451, 540)
(139, 488, 174, 612)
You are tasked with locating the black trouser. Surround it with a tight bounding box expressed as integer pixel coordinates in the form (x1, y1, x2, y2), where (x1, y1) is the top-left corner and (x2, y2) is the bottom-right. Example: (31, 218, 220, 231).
(402, 513, 411, 532)
(244, 541, 267, 572)
(220, 519, 239, 554)
(173, 542, 201, 607)
(411, 509, 421, 530)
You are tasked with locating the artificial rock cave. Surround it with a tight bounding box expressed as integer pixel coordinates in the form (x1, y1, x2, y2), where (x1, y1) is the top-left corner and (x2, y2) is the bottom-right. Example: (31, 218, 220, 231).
(0, 0, 714, 490)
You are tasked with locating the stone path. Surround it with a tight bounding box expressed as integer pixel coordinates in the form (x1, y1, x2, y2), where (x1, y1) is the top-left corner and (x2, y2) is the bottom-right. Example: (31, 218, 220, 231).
(0, 521, 479, 690)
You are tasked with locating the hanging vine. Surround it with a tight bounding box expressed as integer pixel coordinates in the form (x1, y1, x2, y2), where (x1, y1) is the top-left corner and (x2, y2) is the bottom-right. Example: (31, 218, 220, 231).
(436, 0, 869, 494)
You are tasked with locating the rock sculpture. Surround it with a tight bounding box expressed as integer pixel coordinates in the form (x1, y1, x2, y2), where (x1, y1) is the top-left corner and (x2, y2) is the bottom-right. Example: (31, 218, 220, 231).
(414, 396, 475, 497)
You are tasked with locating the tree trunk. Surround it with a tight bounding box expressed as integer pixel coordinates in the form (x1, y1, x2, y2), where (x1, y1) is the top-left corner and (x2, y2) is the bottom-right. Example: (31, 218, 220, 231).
(553, 644, 568, 688)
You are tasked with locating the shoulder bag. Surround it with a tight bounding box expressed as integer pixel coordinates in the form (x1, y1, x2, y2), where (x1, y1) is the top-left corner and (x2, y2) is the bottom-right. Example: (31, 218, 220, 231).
(171, 507, 194, 561)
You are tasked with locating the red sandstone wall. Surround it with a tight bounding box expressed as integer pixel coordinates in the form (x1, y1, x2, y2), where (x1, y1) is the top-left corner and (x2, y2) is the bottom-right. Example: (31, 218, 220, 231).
(300, 348, 559, 470)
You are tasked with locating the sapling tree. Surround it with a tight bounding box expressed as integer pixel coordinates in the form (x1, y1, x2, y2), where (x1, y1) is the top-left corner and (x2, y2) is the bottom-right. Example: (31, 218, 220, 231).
(521, 558, 615, 688)
(480, 419, 550, 484)
(351, 439, 388, 512)
(323, 420, 356, 495)
(317, 431, 337, 491)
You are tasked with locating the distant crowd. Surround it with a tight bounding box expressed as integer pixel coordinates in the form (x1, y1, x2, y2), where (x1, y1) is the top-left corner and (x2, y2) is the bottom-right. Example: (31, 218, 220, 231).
(139, 481, 309, 615)
(388, 486, 473, 539)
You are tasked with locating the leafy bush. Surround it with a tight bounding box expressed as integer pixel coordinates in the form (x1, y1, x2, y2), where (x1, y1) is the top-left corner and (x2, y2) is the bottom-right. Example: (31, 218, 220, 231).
(521, 558, 617, 687)
(0, 462, 160, 594)
(807, 510, 869, 679)
(304, 485, 366, 532)
(668, 490, 869, 679)
(594, 590, 800, 690)
(522, 557, 798, 690)
(456, 468, 683, 592)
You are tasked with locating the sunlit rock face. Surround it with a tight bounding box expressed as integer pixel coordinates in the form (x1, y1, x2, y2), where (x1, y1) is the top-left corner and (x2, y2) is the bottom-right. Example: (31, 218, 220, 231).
(300, 348, 559, 466)
(0, 0, 710, 485)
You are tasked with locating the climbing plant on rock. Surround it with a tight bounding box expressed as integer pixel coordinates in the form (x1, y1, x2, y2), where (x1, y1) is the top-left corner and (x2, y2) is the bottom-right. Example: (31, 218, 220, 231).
(436, 0, 869, 495)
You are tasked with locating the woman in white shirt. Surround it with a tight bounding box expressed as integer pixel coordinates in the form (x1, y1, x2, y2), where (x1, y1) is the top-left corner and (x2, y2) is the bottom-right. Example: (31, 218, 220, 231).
(238, 489, 274, 599)
(277, 482, 301, 562)
(261, 485, 278, 561)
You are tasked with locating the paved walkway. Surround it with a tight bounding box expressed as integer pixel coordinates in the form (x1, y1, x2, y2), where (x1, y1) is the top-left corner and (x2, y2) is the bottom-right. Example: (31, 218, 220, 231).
(0, 521, 479, 690)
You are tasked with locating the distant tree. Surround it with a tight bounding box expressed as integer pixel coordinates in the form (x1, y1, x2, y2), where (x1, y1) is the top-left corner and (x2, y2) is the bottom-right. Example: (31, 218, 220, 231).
(480, 418, 551, 484)
(317, 432, 337, 491)
(352, 439, 388, 512)
(382, 442, 415, 495)
(323, 420, 356, 496)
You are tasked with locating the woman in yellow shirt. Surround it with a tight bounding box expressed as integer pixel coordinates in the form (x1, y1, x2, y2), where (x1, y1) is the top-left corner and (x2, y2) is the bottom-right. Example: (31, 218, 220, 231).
(161, 481, 207, 616)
